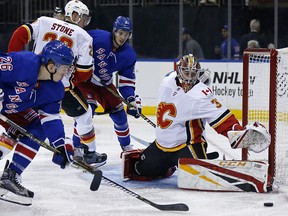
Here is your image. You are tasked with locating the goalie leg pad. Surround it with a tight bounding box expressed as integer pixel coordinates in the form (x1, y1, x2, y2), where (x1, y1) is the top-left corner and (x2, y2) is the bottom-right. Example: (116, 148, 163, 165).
(121, 149, 176, 181)
(121, 149, 143, 181)
(0, 133, 17, 160)
(178, 158, 270, 193)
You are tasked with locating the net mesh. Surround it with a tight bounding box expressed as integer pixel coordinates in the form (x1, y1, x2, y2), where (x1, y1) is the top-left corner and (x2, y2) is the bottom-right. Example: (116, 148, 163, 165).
(245, 49, 288, 185)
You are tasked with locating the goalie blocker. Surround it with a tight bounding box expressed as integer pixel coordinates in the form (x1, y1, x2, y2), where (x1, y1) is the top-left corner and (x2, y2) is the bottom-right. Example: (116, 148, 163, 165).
(178, 158, 274, 193)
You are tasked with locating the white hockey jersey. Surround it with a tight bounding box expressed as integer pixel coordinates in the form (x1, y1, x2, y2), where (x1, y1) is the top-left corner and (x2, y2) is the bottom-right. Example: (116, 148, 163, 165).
(22, 16, 93, 87)
(155, 71, 235, 150)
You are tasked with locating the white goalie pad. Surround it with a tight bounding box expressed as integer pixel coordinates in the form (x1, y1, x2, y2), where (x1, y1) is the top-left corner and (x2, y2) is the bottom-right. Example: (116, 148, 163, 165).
(178, 158, 270, 193)
(0, 133, 17, 160)
(228, 122, 271, 153)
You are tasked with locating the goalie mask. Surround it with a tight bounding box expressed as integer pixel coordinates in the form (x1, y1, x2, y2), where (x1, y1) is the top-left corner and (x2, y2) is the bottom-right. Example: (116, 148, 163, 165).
(176, 54, 200, 92)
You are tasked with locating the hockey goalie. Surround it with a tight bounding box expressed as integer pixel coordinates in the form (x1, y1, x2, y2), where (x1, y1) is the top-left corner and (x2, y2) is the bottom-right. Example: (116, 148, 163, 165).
(121, 55, 272, 192)
(122, 121, 273, 192)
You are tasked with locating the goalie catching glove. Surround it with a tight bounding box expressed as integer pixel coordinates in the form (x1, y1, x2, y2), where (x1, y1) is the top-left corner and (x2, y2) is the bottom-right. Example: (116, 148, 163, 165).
(126, 95, 142, 118)
(52, 138, 74, 169)
(228, 122, 271, 153)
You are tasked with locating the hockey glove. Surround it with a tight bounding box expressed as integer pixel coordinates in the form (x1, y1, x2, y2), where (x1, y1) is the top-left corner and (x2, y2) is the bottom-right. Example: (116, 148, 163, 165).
(127, 95, 142, 119)
(52, 142, 74, 169)
(228, 122, 271, 153)
(0, 88, 4, 111)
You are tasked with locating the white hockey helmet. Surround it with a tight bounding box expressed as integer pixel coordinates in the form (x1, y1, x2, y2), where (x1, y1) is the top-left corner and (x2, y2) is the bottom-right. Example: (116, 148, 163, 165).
(65, 0, 90, 25)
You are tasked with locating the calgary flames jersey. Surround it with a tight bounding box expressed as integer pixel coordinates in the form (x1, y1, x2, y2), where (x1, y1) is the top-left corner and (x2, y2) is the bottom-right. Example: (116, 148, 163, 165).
(155, 71, 240, 150)
(8, 16, 94, 87)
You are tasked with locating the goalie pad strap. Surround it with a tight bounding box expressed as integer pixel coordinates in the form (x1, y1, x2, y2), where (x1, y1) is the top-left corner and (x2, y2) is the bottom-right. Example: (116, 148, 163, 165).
(178, 158, 269, 193)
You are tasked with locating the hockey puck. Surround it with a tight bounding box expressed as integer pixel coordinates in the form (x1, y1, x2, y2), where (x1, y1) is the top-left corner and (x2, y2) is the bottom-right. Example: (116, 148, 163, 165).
(264, 202, 273, 207)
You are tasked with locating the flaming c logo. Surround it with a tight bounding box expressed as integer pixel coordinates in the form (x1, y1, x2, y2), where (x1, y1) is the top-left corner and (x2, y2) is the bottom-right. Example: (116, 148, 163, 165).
(156, 102, 177, 129)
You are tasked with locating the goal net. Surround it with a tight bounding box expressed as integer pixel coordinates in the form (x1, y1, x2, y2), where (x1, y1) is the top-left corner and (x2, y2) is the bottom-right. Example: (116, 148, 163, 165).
(242, 48, 288, 185)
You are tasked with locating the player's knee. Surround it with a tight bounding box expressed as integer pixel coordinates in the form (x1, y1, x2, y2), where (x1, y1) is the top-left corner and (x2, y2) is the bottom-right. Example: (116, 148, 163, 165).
(75, 106, 94, 134)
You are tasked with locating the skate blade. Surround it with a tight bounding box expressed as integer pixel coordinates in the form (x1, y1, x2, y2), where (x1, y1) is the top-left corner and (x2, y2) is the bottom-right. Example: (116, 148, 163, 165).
(0, 187, 32, 206)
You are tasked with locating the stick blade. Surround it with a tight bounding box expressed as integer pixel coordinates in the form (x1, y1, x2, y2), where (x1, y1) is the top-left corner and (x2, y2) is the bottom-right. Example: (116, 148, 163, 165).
(90, 170, 102, 191)
(154, 203, 189, 211)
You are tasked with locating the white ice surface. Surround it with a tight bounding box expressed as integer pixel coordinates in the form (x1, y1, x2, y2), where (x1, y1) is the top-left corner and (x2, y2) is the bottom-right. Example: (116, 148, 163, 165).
(0, 114, 287, 216)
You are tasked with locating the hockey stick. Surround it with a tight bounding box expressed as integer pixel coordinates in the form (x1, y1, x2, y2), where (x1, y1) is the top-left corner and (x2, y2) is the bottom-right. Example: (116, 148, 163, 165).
(130, 134, 219, 159)
(0, 114, 102, 191)
(101, 175, 189, 211)
(92, 74, 156, 128)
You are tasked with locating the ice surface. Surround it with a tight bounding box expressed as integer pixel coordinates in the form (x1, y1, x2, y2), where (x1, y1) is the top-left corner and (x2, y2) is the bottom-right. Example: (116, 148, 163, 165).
(0, 115, 287, 216)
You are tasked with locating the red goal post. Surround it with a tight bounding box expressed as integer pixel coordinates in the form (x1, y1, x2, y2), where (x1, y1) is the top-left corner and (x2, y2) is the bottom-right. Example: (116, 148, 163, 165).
(242, 48, 288, 185)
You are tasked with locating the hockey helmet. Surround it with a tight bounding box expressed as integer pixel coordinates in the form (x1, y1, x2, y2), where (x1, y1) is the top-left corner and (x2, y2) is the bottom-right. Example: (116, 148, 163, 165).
(176, 54, 200, 91)
(41, 40, 74, 66)
(65, 0, 91, 25)
(113, 16, 133, 39)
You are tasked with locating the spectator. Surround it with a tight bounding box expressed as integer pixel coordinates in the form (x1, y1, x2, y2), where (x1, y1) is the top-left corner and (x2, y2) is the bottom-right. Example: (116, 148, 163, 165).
(268, 43, 275, 49)
(247, 40, 260, 49)
(182, 27, 204, 59)
(240, 19, 267, 58)
(215, 25, 240, 60)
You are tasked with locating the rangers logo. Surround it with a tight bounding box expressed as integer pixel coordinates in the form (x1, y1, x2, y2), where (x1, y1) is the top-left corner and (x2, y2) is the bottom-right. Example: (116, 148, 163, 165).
(15, 86, 26, 94)
(16, 81, 29, 87)
(8, 95, 22, 102)
(97, 54, 106, 60)
(96, 48, 105, 54)
(5, 103, 18, 109)
(98, 61, 107, 68)
(99, 68, 108, 74)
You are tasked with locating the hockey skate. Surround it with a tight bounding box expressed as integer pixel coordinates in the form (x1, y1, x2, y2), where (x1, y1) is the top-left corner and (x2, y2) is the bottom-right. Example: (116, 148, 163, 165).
(83, 151, 107, 169)
(73, 144, 107, 169)
(0, 163, 34, 205)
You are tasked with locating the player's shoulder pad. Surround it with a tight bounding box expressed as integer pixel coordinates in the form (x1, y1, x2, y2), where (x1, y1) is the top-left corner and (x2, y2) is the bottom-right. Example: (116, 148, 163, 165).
(39, 81, 65, 101)
(122, 45, 136, 63)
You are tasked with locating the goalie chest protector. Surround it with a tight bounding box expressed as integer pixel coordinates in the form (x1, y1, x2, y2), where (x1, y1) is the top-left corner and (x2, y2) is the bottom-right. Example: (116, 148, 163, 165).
(177, 158, 269, 193)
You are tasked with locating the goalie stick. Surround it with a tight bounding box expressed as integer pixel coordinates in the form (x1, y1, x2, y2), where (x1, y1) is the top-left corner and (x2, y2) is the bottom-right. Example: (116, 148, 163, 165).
(130, 134, 219, 159)
(101, 175, 189, 211)
(0, 114, 102, 192)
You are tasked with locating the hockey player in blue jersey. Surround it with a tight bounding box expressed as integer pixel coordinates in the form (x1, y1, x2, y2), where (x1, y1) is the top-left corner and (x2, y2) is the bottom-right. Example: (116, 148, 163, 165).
(73, 16, 141, 153)
(0, 40, 74, 199)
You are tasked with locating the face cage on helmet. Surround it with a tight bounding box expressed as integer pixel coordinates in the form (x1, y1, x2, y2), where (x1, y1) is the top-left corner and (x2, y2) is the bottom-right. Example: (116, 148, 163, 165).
(177, 66, 199, 85)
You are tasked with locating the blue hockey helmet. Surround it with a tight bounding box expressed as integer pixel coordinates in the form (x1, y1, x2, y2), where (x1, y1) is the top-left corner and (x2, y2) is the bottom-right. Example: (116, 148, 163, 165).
(113, 16, 133, 33)
(41, 40, 74, 66)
